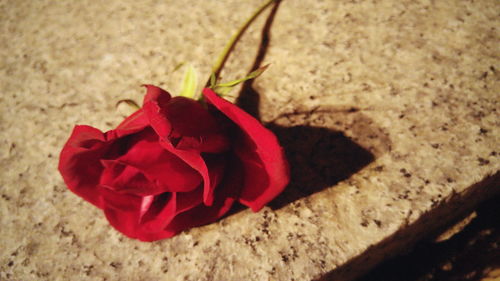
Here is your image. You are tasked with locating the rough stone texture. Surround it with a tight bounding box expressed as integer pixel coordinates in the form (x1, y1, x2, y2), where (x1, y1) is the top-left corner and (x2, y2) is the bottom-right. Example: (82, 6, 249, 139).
(0, 0, 498, 280)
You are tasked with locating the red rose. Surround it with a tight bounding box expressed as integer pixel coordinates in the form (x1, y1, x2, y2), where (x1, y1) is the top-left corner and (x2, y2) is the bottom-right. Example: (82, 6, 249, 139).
(58, 86, 289, 241)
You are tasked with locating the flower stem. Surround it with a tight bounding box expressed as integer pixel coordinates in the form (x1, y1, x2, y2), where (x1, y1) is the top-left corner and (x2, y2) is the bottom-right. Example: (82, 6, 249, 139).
(205, 0, 277, 87)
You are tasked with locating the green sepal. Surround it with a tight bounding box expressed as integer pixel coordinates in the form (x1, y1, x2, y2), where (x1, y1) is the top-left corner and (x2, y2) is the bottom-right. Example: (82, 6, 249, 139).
(179, 64, 198, 99)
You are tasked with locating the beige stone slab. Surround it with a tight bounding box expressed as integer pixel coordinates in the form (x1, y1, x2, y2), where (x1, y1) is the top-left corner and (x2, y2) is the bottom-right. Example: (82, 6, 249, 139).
(0, 0, 498, 280)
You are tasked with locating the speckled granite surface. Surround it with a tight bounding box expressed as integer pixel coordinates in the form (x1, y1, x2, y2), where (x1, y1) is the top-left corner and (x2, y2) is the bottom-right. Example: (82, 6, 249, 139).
(1, 0, 498, 280)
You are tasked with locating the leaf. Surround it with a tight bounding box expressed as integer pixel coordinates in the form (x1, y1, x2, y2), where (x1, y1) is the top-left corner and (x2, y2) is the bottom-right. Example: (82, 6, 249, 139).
(212, 64, 270, 96)
(179, 64, 198, 99)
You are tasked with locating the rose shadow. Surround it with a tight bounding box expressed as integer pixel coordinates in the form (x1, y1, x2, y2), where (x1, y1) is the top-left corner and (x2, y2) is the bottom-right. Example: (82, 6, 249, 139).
(226, 0, 375, 213)
(266, 124, 374, 210)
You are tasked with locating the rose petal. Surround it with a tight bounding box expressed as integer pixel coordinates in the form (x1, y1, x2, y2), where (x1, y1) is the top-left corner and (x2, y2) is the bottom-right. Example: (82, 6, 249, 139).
(142, 85, 173, 138)
(140, 186, 204, 234)
(162, 156, 242, 236)
(59, 109, 153, 208)
(202, 88, 289, 211)
(143, 84, 171, 105)
(139, 192, 177, 233)
(100, 160, 164, 196)
(101, 187, 145, 239)
(143, 90, 231, 152)
(159, 140, 215, 206)
(176, 133, 231, 153)
(58, 125, 109, 208)
(114, 109, 150, 136)
(103, 208, 141, 239)
(112, 128, 202, 194)
(164, 96, 220, 137)
(204, 153, 226, 197)
(101, 186, 143, 212)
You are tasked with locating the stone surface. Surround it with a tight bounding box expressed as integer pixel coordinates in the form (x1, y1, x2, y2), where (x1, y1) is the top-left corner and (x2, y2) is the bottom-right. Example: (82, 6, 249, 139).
(0, 0, 498, 280)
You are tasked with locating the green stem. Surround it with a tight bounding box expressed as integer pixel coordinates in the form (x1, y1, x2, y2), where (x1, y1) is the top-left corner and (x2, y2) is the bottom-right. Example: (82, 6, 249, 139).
(205, 0, 276, 87)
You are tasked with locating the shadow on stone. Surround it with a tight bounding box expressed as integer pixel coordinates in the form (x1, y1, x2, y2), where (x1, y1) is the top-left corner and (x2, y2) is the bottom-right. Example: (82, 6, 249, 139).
(315, 172, 500, 281)
(267, 124, 374, 210)
(355, 190, 500, 281)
